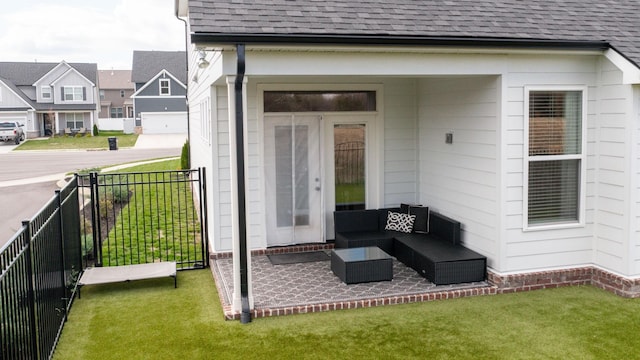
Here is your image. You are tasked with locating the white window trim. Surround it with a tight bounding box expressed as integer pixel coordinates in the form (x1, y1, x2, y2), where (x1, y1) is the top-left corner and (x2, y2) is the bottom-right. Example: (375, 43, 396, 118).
(64, 86, 83, 101)
(65, 113, 85, 129)
(41, 86, 51, 99)
(159, 79, 171, 96)
(523, 85, 588, 231)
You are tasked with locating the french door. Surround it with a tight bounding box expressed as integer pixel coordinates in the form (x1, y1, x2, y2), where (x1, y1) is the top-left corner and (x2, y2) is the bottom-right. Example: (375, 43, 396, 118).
(264, 114, 323, 246)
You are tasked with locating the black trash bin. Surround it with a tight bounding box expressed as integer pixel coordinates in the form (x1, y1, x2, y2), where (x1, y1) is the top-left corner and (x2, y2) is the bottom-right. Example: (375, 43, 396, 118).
(108, 137, 118, 150)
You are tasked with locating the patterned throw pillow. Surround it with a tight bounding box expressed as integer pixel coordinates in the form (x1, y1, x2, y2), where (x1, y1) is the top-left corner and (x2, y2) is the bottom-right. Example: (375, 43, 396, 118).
(385, 211, 416, 233)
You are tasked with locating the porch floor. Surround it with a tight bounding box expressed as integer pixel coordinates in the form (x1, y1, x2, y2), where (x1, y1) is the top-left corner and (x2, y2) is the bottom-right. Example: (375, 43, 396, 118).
(210, 245, 495, 320)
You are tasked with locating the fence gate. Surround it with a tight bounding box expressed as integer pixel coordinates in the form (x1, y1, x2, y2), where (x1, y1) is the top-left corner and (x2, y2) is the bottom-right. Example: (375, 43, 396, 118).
(78, 168, 208, 270)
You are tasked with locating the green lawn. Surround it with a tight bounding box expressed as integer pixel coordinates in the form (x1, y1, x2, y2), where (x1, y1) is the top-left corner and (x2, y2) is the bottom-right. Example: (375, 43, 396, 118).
(16, 132, 138, 150)
(53, 270, 640, 359)
(335, 183, 365, 205)
(87, 159, 201, 267)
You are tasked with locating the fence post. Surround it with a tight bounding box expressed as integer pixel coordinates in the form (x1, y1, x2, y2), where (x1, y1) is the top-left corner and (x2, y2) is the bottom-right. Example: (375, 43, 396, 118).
(89, 172, 102, 266)
(23, 220, 40, 360)
(55, 190, 69, 323)
(200, 168, 209, 267)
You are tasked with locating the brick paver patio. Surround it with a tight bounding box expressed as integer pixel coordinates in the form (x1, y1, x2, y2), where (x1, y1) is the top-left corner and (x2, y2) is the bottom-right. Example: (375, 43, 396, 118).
(211, 245, 494, 320)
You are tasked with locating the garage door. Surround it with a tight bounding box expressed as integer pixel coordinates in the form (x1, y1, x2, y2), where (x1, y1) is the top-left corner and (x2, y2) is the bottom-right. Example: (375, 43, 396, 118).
(141, 112, 187, 134)
(0, 113, 27, 125)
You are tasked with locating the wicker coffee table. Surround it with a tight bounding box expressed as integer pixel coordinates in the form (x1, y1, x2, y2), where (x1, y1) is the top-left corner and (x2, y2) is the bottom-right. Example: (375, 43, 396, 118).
(331, 247, 393, 284)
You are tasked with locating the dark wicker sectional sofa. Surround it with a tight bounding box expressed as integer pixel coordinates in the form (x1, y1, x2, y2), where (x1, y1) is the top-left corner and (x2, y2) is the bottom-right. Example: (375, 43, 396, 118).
(334, 207, 487, 285)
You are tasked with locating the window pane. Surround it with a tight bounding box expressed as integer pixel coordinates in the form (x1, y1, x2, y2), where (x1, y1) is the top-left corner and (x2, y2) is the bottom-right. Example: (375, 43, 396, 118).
(334, 124, 365, 211)
(528, 159, 580, 225)
(529, 91, 581, 156)
(264, 91, 376, 112)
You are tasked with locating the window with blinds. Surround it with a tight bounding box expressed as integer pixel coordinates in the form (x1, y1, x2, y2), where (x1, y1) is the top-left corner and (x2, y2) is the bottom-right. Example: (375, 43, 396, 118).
(526, 90, 583, 226)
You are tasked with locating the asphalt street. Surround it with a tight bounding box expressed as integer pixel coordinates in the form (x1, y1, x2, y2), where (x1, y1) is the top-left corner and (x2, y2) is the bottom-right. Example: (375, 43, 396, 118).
(0, 143, 182, 247)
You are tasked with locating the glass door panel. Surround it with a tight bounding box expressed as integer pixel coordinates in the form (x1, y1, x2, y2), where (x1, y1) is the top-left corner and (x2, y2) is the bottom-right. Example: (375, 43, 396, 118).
(334, 124, 365, 211)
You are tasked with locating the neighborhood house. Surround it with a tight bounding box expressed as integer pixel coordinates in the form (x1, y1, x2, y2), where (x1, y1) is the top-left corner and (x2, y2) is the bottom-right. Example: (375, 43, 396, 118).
(131, 50, 188, 134)
(98, 69, 134, 132)
(175, 0, 640, 314)
(0, 61, 99, 138)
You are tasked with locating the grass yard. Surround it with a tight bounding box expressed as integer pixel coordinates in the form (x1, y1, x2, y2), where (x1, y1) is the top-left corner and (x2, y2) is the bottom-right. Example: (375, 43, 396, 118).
(335, 183, 365, 205)
(53, 269, 640, 360)
(16, 131, 138, 150)
(95, 159, 202, 267)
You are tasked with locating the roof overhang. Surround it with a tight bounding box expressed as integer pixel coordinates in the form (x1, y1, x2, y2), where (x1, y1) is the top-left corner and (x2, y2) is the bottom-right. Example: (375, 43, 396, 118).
(604, 48, 640, 84)
(190, 33, 610, 52)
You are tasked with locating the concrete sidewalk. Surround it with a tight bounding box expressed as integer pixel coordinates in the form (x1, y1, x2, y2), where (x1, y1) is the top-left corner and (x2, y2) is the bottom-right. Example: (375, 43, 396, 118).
(134, 134, 187, 149)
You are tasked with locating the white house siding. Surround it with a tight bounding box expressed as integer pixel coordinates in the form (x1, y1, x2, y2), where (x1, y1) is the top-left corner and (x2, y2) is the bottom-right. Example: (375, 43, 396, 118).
(53, 71, 95, 104)
(384, 78, 419, 206)
(417, 76, 500, 268)
(501, 55, 599, 274)
(594, 60, 635, 275)
(35, 64, 69, 103)
(0, 83, 30, 108)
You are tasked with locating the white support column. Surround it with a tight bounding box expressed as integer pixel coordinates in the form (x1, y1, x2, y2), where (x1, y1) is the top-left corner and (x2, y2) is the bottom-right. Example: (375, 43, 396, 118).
(226, 75, 253, 313)
(89, 111, 94, 135)
(54, 112, 59, 135)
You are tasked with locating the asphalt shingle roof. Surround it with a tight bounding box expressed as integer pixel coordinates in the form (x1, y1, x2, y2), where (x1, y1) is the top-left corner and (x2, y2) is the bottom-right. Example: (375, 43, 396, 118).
(98, 70, 133, 89)
(131, 51, 187, 84)
(187, 0, 640, 67)
(0, 62, 97, 86)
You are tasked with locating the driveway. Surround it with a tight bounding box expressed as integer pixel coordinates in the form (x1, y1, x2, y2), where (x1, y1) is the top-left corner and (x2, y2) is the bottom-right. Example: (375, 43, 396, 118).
(0, 142, 19, 154)
(0, 143, 183, 247)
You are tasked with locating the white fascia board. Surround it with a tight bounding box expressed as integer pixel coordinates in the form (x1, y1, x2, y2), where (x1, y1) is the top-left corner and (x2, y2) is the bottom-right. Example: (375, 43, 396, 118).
(130, 69, 186, 98)
(605, 49, 640, 84)
(50, 67, 96, 87)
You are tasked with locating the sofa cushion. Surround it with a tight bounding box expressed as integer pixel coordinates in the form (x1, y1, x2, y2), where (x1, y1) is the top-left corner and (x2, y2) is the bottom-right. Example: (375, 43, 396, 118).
(408, 206, 429, 234)
(334, 209, 381, 234)
(395, 234, 484, 263)
(429, 212, 461, 245)
(385, 211, 416, 233)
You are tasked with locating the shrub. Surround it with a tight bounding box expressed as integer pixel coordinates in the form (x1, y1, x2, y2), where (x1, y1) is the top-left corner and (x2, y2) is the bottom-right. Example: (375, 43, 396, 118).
(111, 185, 130, 203)
(181, 140, 190, 170)
(82, 234, 94, 259)
(93, 124, 99, 136)
(99, 197, 114, 218)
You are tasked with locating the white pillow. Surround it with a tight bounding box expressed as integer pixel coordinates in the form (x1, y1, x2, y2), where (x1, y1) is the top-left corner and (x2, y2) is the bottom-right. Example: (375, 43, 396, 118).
(385, 211, 416, 233)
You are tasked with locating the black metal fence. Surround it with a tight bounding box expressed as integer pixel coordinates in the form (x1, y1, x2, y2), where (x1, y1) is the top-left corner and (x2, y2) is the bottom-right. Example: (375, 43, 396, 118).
(1, 168, 208, 360)
(77, 169, 208, 270)
(1, 177, 82, 360)
(335, 141, 364, 184)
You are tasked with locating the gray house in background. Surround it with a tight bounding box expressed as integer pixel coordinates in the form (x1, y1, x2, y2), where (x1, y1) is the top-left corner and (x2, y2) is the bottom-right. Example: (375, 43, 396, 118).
(0, 61, 98, 138)
(131, 50, 187, 134)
